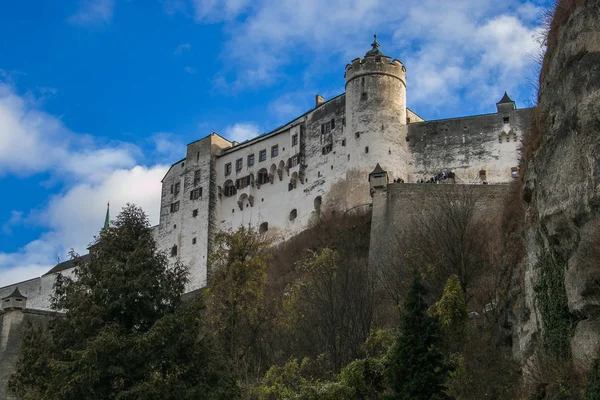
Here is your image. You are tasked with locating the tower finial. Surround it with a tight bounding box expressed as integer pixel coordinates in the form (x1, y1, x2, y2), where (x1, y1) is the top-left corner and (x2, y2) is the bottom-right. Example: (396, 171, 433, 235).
(365, 34, 382, 57)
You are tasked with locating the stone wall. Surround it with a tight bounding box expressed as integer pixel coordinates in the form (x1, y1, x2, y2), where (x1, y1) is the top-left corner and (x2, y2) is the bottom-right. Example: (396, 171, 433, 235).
(407, 108, 534, 184)
(0, 309, 54, 399)
(369, 183, 509, 272)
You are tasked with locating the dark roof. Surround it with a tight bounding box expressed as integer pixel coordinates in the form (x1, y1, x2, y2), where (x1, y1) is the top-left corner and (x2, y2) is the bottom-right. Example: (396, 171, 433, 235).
(43, 254, 90, 276)
(365, 35, 385, 58)
(369, 163, 386, 175)
(2, 286, 26, 300)
(496, 91, 515, 104)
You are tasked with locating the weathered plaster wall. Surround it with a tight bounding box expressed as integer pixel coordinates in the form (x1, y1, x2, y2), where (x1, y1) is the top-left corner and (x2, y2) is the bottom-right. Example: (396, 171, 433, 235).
(408, 108, 534, 184)
(215, 95, 348, 242)
(157, 133, 231, 292)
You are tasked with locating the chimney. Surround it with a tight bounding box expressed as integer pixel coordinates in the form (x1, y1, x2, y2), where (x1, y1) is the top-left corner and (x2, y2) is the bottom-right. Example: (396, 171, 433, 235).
(315, 95, 325, 108)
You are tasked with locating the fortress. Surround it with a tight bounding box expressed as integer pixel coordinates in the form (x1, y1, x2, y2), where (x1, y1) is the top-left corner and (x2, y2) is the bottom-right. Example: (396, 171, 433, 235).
(0, 37, 534, 396)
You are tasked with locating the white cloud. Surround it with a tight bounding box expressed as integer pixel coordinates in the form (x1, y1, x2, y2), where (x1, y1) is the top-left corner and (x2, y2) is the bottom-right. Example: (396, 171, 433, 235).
(151, 132, 185, 161)
(183, 0, 546, 114)
(173, 43, 191, 55)
(0, 165, 168, 288)
(2, 211, 23, 235)
(185, 66, 197, 74)
(192, 0, 252, 22)
(224, 123, 261, 143)
(68, 0, 115, 27)
(0, 83, 136, 179)
(0, 81, 168, 288)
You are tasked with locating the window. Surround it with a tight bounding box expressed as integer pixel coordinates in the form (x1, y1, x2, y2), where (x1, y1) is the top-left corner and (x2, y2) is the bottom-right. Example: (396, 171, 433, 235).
(511, 167, 519, 178)
(503, 116, 510, 124)
(248, 154, 255, 166)
(170, 184, 173, 194)
(271, 145, 279, 158)
(322, 144, 332, 155)
(479, 169, 487, 181)
(192, 237, 197, 245)
(341, 139, 346, 146)
(292, 134, 298, 146)
(174, 182, 181, 195)
(407, 117, 411, 123)
(259, 222, 269, 233)
(289, 209, 297, 220)
(237, 175, 251, 189)
(225, 162, 232, 176)
(257, 169, 269, 185)
(190, 188, 202, 200)
(259, 149, 267, 162)
(224, 181, 236, 197)
(194, 170, 201, 185)
(321, 118, 336, 135)
(170, 201, 180, 213)
(361, 92, 368, 101)
(289, 155, 299, 168)
(171, 245, 178, 257)
(355, 132, 360, 138)
(365, 146, 369, 153)
(236, 158, 243, 171)
(192, 209, 198, 217)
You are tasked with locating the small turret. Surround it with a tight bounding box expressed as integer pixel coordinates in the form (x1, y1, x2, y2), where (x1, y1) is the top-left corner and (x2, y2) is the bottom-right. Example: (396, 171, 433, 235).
(1, 287, 27, 311)
(369, 163, 388, 189)
(496, 91, 516, 113)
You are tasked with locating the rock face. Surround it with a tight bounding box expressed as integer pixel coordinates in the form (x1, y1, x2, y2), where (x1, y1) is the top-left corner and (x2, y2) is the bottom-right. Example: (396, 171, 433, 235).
(513, 0, 600, 368)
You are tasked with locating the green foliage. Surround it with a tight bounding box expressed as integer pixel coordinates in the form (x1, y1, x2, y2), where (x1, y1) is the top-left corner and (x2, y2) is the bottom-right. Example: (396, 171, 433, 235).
(9, 204, 239, 399)
(433, 275, 468, 348)
(206, 226, 272, 379)
(536, 249, 573, 359)
(253, 355, 387, 400)
(362, 328, 397, 358)
(387, 273, 453, 400)
(586, 359, 600, 400)
(339, 357, 387, 399)
(281, 247, 375, 373)
(253, 357, 354, 400)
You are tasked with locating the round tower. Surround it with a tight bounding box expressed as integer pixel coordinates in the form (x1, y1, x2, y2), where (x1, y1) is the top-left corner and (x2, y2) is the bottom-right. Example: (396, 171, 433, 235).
(344, 36, 408, 210)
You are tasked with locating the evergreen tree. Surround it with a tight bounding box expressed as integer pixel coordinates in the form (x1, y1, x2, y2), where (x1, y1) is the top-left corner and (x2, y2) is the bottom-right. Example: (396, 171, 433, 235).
(9, 204, 239, 400)
(387, 272, 453, 400)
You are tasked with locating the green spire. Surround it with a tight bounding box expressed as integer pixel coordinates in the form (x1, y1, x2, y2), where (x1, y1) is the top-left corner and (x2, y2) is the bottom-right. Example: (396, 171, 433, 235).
(103, 202, 110, 231)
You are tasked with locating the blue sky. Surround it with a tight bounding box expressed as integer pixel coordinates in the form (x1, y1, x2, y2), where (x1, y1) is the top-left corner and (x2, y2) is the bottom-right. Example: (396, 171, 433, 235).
(0, 0, 547, 286)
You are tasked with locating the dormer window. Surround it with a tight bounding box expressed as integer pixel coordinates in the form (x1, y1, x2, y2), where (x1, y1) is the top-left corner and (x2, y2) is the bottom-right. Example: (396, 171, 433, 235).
(503, 116, 510, 124)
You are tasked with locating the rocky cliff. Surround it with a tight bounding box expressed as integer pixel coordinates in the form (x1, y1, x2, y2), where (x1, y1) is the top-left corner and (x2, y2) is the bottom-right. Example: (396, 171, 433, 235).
(513, 0, 600, 369)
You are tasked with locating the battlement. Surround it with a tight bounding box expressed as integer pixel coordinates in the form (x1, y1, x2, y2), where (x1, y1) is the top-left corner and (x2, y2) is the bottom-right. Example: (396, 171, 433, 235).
(344, 55, 405, 87)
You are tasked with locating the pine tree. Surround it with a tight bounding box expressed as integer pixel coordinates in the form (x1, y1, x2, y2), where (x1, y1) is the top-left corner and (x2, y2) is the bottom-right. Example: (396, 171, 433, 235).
(9, 204, 239, 399)
(387, 273, 453, 400)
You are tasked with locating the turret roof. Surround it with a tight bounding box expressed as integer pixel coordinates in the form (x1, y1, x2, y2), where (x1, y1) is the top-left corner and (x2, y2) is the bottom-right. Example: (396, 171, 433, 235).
(496, 91, 515, 104)
(369, 163, 386, 175)
(365, 34, 384, 57)
(2, 286, 26, 300)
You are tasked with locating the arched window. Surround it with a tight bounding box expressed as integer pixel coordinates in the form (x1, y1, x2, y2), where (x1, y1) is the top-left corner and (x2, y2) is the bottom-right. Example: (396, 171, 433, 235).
(289, 209, 297, 221)
(259, 222, 268, 233)
(223, 180, 236, 197)
(314, 196, 322, 214)
(257, 168, 269, 185)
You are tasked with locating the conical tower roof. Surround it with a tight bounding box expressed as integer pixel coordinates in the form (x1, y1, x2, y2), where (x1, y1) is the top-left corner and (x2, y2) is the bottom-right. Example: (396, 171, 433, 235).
(496, 91, 514, 104)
